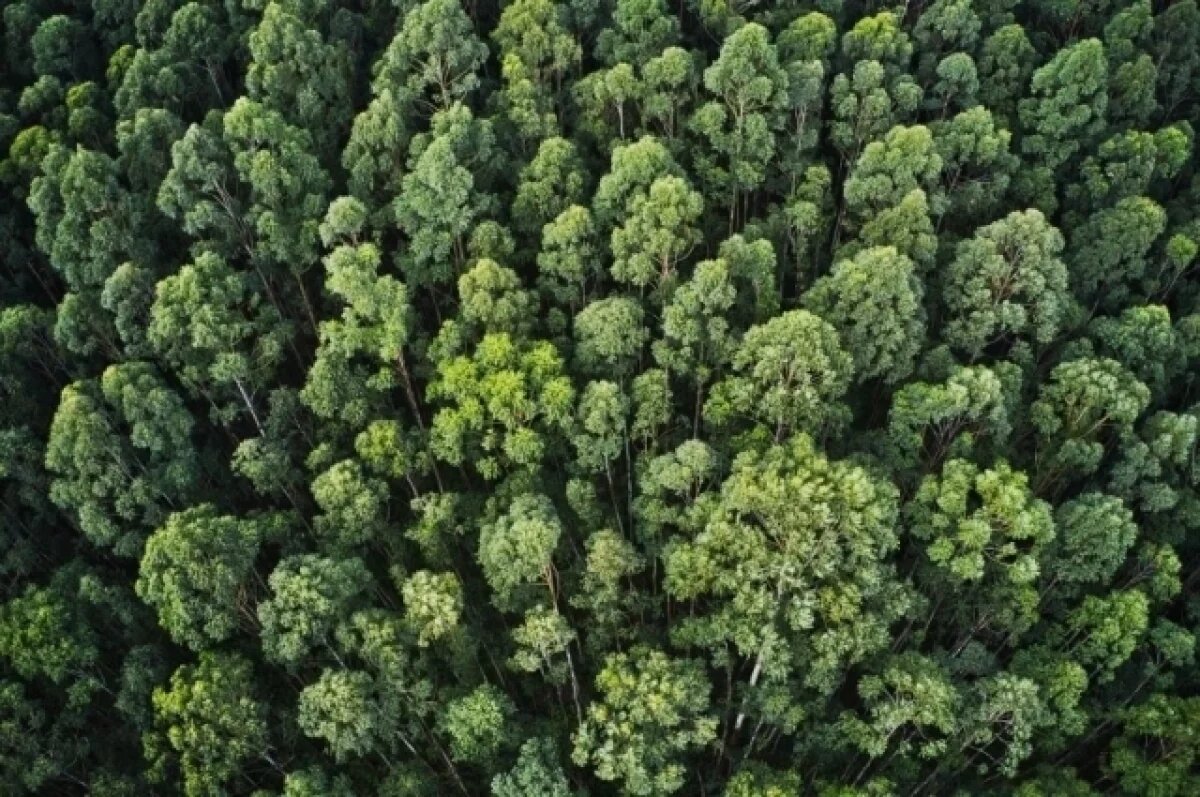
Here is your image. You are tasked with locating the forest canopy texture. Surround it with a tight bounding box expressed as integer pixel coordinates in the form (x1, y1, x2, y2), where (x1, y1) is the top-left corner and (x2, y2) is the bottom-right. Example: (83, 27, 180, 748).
(4, 0, 1200, 794)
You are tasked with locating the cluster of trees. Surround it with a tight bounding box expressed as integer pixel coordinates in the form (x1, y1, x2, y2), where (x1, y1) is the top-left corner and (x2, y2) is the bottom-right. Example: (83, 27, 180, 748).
(4, 0, 1200, 793)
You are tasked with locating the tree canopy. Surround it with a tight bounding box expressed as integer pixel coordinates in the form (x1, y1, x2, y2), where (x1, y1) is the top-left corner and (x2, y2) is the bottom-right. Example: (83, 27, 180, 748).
(2, 0, 1200, 794)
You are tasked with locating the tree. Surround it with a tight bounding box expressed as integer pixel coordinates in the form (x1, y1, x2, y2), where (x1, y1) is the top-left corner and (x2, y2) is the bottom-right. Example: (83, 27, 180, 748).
(592, 136, 681, 229)
(148, 251, 291, 430)
(704, 309, 851, 440)
(282, 766, 356, 797)
(1018, 39, 1109, 206)
(886, 362, 1017, 476)
(1031, 357, 1150, 488)
(492, 737, 572, 797)
(690, 23, 788, 229)
(401, 570, 462, 648)
(309, 459, 389, 549)
(428, 332, 575, 479)
(571, 380, 632, 518)
(596, 0, 680, 68)
(512, 137, 587, 239)
(777, 13, 837, 182)
(572, 645, 717, 796)
(933, 106, 1017, 229)
(907, 458, 1055, 641)
(439, 684, 514, 766)
(724, 763, 804, 797)
(393, 104, 496, 289)
(978, 25, 1036, 125)
(942, 209, 1072, 360)
(0, 679, 58, 792)
(245, 1, 351, 161)
(258, 554, 371, 667)
(839, 653, 958, 764)
(27, 144, 145, 356)
(803, 246, 924, 384)
(302, 242, 415, 433)
(492, 0, 580, 90)
(537, 205, 603, 312)
(611, 175, 704, 295)
(137, 505, 286, 651)
(1106, 694, 1200, 796)
(147, 652, 268, 797)
(1069, 196, 1166, 309)
(220, 97, 331, 312)
(0, 583, 97, 684)
(297, 668, 383, 762)
(478, 493, 562, 610)
(913, 0, 981, 78)
(573, 298, 648, 378)
(843, 125, 943, 225)
(570, 527, 645, 653)
(665, 434, 904, 723)
(383, 0, 488, 111)
(828, 60, 922, 168)
(638, 47, 699, 142)
(46, 363, 198, 557)
(1045, 493, 1137, 593)
(652, 258, 739, 433)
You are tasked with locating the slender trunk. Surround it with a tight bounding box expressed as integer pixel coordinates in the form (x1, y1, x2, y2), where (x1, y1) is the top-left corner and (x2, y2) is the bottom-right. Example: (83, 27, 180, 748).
(624, 431, 635, 537)
(233, 377, 266, 436)
(604, 458, 626, 535)
(565, 644, 584, 724)
(294, 272, 319, 333)
(734, 642, 768, 731)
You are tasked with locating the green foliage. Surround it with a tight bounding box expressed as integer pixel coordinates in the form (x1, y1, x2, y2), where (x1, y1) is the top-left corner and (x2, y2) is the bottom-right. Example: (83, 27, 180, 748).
(46, 363, 198, 556)
(259, 554, 370, 667)
(5, 2, 1200, 794)
(137, 505, 281, 651)
(572, 646, 717, 796)
(148, 652, 267, 797)
(942, 208, 1071, 358)
(804, 245, 924, 384)
(297, 668, 382, 762)
(705, 309, 852, 439)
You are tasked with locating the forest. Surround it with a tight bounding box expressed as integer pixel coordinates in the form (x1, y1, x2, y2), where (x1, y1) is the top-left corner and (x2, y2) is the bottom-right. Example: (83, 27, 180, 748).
(2, 0, 1200, 794)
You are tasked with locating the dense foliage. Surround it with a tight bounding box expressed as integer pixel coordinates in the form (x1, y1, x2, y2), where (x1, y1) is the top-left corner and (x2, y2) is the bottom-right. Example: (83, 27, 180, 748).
(3, 0, 1200, 794)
